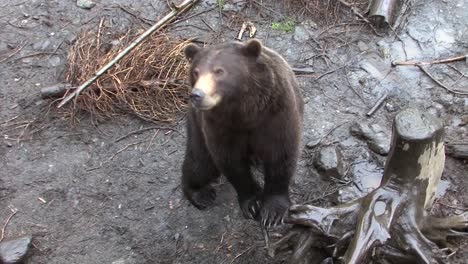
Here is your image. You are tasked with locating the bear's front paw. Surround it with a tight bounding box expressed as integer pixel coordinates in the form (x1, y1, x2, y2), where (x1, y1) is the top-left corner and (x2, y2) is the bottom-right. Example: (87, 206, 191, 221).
(185, 185, 216, 210)
(260, 195, 291, 227)
(239, 195, 261, 221)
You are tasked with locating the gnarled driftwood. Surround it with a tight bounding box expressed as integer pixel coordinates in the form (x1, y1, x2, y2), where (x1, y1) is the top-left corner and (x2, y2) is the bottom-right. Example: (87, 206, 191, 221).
(268, 108, 468, 264)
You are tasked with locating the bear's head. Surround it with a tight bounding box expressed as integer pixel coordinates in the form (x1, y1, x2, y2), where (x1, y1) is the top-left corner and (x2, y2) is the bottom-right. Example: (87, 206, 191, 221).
(183, 39, 273, 111)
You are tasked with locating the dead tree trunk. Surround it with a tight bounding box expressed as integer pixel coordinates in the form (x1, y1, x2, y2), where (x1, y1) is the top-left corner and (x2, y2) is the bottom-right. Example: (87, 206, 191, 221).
(268, 108, 468, 264)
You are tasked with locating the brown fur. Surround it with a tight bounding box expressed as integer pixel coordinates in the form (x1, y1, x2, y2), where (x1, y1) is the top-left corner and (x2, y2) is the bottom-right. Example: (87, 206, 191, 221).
(181, 39, 304, 227)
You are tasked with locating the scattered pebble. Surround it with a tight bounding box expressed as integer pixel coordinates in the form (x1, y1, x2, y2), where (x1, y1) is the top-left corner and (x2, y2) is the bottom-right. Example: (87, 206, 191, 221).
(76, 0, 96, 9)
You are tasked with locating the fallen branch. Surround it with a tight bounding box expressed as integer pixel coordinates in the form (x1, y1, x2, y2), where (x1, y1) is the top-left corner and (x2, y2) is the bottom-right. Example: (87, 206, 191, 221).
(392, 54, 467, 67)
(366, 91, 388, 117)
(417, 65, 468, 95)
(57, 0, 199, 108)
(0, 208, 18, 242)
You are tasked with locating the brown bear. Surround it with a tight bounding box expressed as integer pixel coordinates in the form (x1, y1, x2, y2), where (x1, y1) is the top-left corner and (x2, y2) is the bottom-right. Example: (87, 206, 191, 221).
(181, 38, 304, 227)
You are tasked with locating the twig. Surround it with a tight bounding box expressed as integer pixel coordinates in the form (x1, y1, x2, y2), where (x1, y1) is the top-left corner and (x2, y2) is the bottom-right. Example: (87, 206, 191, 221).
(171, 6, 217, 25)
(366, 91, 388, 117)
(145, 129, 160, 152)
(118, 4, 154, 25)
(315, 65, 346, 80)
(115, 126, 183, 142)
(48, 40, 64, 60)
(229, 245, 255, 264)
(201, 18, 216, 33)
(10, 51, 59, 62)
(57, 0, 199, 108)
(392, 54, 467, 67)
(417, 65, 468, 95)
(108, 141, 146, 161)
(0, 41, 28, 63)
(0, 208, 18, 242)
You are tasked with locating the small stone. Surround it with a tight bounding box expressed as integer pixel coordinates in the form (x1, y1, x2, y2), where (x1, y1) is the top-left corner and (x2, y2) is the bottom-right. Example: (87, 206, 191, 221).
(306, 138, 321, 149)
(32, 39, 51, 50)
(357, 41, 368, 51)
(385, 102, 397, 112)
(350, 122, 390, 155)
(48, 56, 62, 67)
(293, 26, 311, 43)
(0, 235, 32, 264)
(314, 146, 347, 179)
(77, 0, 96, 9)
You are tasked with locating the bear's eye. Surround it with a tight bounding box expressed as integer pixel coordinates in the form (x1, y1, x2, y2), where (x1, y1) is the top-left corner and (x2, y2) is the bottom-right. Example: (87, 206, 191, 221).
(192, 69, 199, 79)
(214, 68, 225, 76)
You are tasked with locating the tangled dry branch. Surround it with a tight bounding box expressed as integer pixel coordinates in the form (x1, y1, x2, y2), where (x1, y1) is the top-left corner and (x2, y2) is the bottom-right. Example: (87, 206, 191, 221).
(62, 28, 192, 124)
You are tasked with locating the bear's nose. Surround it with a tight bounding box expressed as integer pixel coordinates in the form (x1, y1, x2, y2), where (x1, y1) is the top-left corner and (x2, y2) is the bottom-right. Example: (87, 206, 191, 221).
(190, 88, 205, 103)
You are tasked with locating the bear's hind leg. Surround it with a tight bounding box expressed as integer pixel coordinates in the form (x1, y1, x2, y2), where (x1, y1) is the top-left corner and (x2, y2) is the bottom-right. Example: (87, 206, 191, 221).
(182, 113, 220, 210)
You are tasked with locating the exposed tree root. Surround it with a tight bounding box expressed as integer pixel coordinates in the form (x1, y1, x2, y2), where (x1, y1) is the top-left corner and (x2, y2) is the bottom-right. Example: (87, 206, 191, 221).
(269, 108, 468, 264)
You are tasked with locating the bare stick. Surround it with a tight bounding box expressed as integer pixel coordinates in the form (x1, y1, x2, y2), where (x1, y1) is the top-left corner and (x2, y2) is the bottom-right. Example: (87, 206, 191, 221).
(230, 245, 255, 264)
(0, 41, 28, 63)
(417, 65, 468, 95)
(115, 126, 183, 142)
(392, 54, 467, 67)
(0, 208, 18, 242)
(57, 0, 199, 108)
(366, 91, 388, 117)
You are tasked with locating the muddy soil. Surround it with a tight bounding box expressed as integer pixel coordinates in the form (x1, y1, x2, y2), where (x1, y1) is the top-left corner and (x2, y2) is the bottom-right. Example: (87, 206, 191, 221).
(0, 0, 467, 263)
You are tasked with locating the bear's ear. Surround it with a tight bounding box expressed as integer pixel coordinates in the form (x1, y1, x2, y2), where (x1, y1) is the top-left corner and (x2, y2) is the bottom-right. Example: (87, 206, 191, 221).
(184, 43, 201, 61)
(242, 39, 262, 58)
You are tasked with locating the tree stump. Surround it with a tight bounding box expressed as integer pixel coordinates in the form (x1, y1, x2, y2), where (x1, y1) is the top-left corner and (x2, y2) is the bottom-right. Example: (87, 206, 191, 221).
(269, 108, 468, 264)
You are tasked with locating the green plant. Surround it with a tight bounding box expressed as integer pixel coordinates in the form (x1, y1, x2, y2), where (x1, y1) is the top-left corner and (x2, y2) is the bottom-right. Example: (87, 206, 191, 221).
(216, 0, 226, 9)
(271, 20, 295, 33)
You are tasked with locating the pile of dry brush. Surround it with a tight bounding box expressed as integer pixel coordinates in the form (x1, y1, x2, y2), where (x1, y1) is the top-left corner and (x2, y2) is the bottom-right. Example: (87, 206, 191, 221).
(62, 28, 192, 124)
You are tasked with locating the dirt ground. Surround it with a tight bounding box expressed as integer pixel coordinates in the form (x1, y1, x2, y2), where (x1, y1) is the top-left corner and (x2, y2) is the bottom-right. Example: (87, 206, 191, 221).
(0, 0, 467, 263)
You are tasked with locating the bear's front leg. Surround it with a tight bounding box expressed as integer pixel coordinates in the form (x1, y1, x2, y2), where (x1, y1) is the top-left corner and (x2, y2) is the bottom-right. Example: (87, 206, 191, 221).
(182, 111, 220, 210)
(218, 159, 263, 220)
(260, 157, 297, 227)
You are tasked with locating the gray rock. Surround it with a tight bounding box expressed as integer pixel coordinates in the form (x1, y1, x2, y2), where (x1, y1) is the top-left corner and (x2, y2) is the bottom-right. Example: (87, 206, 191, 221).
(0, 235, 32, 264)
(314, 146, 347, 179)
(293, 26, 311, 43)
(77, 0, 96, 9)
(350, 122, 390, 155)
(446, 143, 468, 159)
(306, 138, 321, 149)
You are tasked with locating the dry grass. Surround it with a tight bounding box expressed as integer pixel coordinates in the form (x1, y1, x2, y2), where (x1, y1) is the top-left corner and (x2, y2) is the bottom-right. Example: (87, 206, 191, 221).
(62, 27, 192, 124)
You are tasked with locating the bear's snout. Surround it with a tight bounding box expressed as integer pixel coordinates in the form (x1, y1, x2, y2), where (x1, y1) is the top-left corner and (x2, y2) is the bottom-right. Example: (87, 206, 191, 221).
(190, 88, 206, 106)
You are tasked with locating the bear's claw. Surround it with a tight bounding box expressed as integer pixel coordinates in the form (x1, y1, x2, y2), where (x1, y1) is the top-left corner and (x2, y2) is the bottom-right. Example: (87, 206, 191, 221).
(188, 185, 217, 210)
(240, 196, 261, 220)
(260, 195, 291, 228)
